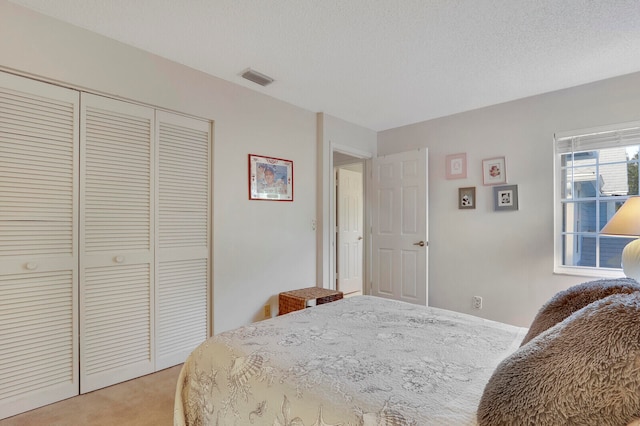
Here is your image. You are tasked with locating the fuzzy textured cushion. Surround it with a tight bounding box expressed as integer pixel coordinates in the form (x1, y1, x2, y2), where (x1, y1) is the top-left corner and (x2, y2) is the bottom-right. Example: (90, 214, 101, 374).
(521, 277, 640, 345)
(477, 293, 640, 426)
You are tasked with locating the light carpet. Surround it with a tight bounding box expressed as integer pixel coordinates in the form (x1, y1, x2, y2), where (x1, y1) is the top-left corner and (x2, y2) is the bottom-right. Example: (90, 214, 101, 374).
(0, 365, 182, 426)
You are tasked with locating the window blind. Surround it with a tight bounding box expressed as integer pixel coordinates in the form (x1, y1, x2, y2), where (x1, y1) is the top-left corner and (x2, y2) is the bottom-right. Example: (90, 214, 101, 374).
(555, 121, 640, 154)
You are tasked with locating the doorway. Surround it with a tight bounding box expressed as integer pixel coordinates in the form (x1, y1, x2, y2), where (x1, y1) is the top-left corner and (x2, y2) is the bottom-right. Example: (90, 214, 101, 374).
(333, 152, 365, 296)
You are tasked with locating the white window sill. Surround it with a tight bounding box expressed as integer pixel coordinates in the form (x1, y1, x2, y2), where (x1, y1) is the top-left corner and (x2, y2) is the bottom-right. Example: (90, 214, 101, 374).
(553, 266, 626, 280)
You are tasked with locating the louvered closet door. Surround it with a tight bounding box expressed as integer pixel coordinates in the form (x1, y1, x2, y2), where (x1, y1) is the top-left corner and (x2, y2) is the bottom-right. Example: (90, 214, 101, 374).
(155, 111, 210, 369)
(0, 72, 79, 419)
(80, 94, 155, 393)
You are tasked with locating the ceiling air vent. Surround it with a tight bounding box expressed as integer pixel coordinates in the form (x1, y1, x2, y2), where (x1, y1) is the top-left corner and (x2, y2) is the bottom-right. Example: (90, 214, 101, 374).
(240, 68, 274, 87)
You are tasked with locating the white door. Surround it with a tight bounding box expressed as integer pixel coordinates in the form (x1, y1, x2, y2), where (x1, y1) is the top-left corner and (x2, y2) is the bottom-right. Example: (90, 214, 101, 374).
(80, 93, 155, 393)
(0, 72, 80, 419)
(155, 111, 210, 369)
(371, 149, 428, 305)
(336, 167, 363, 294)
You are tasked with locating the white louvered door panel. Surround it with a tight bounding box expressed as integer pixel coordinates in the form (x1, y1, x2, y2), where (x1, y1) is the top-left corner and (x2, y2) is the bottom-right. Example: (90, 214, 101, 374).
(155, 111, 210, 369)
(80, 94, 155, 393)
(0, 72, 79, 419)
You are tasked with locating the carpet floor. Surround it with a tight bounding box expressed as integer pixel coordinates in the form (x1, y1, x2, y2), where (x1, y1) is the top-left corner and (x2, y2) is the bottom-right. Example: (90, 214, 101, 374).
(0, 364, 182, 426)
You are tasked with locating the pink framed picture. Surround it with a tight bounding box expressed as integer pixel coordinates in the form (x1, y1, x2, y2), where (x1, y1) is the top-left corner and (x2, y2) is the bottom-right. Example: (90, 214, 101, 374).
(445, 153, 467, 179)
(482, 156, 506, 185)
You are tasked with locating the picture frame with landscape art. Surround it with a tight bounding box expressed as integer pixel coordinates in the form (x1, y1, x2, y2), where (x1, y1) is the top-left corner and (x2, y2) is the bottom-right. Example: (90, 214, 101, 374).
(482, 156, 506, 185)
(248, 154, 293, 201)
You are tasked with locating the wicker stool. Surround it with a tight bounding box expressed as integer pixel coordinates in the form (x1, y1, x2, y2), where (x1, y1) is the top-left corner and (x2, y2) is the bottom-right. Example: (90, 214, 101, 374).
(278, 287, 343, 315)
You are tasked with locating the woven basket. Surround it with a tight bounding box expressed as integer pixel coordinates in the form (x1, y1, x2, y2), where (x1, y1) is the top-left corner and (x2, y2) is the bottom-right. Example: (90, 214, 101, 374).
(278, 287, 343, 315)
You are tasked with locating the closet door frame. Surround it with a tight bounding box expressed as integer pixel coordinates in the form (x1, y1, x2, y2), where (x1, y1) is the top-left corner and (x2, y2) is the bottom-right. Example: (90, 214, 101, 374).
(0, 70, 213, 417)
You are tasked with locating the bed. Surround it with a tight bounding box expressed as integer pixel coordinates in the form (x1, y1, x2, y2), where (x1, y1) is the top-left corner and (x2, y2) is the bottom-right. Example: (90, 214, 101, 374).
(174, 295, 526, 425)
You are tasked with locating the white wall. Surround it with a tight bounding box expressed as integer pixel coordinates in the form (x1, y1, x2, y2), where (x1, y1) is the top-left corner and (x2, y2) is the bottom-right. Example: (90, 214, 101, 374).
(378, 72, 640, 327)
(0, 1, 321, 333)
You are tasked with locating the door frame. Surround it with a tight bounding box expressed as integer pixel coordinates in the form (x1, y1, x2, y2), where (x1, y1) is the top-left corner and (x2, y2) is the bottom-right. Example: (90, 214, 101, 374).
(329, 143, 372, 294)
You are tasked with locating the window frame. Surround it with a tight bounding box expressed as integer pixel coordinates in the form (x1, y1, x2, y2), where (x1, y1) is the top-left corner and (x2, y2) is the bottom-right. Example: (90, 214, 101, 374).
(553, 121, 640, 278)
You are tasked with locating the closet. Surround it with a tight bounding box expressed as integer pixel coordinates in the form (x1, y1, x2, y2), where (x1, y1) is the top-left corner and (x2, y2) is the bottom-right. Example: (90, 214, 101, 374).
(0, 72, 211, 418)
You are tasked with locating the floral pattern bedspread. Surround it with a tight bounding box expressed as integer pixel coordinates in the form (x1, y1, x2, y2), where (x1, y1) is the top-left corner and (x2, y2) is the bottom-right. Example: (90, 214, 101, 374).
(174, 295, 527, 426)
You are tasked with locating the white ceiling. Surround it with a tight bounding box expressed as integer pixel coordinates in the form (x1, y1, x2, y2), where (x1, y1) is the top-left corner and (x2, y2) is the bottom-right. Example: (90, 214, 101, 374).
(9, 0, 640, 132)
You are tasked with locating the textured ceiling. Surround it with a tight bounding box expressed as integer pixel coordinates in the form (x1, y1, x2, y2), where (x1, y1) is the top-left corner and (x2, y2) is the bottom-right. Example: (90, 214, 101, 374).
(9, 0, 640, 131)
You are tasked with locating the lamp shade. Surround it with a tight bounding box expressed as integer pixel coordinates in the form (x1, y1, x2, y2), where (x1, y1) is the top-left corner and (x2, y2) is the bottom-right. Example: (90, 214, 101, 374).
(601, 196, 640, 282)
(601, 196, 640, 236)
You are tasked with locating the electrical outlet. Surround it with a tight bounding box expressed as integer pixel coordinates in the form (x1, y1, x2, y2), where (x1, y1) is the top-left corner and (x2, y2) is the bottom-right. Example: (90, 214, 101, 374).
(472, 296, 483, 310)
(264, 304, 271, 318)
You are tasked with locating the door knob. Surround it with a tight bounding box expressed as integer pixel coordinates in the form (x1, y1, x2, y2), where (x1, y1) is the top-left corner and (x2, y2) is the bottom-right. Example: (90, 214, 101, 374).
(413, 241, 425, 247)
(358, 236, 363, 240)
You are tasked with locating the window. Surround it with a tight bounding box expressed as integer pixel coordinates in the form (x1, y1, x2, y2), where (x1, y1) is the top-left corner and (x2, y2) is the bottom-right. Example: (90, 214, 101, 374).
(554, 122, 640, 276)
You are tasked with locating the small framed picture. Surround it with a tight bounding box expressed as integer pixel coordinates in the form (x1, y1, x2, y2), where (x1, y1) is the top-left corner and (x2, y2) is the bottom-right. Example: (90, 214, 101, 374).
(446, 153, 467, 179)
(248, 154, 293, 201)
(493, 184, 518, 211)
(482, 156, 506, 185)
(458, 187, 476, 209)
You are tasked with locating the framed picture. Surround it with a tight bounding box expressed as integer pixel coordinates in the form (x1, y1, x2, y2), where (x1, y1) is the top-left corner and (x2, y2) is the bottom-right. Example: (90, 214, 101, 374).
(458, 186, 476, 209)
(493, 184, 518, 211)
(482, 156, 507, 185)
(446, 153, 467, 179)
(248, 154, 293, 201)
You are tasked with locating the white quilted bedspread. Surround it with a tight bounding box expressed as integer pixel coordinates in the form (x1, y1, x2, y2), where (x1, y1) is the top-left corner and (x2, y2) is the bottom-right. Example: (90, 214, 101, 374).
(174, 295, 527, 425)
